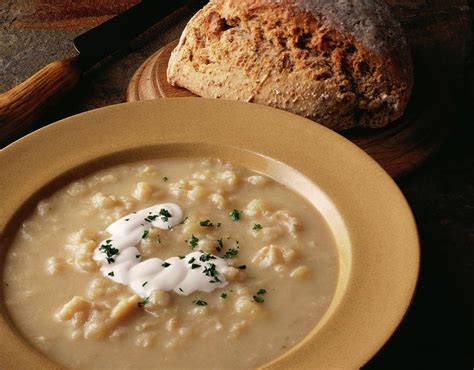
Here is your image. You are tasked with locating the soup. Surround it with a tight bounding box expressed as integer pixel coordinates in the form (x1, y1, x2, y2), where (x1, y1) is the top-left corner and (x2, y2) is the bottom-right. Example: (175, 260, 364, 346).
(3, 158, 339, 369)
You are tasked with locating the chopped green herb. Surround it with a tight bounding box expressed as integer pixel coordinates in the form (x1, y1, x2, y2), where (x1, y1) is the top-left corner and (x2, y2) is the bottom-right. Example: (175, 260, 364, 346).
(253, 223, 263, 230)
(162, 176, 168, 182)
(203, 263, 218, 277)
(144, 214, 159, 222)
(253, 295, 265, 303)
(188, 234, 199, 249)
(229, 209, 241, 221)
(188, 257, 196, 264)
(159, 208, 172, 222)
(142, 281, 148, 287)
(238, 265, 247, 270)
(223, 248, 238, 259)
(199, 219, 213, 227)
(193, 300, 208, 306)
(191, 263, 201, 269)
(136, 254, 141, 258)
(203, 263, 221, 283)
(209, 277, 221, 283)
(199, 252, 216, 262)
(99, 240, 119, 264)
(138, 296, 150, 308)
(142, 229, 149, 239)
(162, 262, 171, 268)
(252, 288, 267, 303)
(125, 218, 130, 221)
(220, 292, 227, 299)
(216, 238, 223, 252)
(179, 288, 183, 292)
(179, 255, 185, 259)
(108, 271, 114, 277)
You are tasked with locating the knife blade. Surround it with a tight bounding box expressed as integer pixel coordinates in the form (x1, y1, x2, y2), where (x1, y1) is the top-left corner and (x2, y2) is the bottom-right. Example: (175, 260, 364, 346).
(0, 0, 208, 145)
(74, 0, 187, 69)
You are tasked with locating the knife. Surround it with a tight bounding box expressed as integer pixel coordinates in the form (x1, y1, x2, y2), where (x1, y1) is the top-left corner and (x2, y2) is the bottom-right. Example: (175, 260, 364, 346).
(0, 0, 206, 143)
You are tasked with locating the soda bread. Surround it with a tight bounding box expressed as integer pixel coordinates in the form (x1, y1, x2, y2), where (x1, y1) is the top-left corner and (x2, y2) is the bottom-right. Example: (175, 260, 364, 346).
(167, 0, 414, 130)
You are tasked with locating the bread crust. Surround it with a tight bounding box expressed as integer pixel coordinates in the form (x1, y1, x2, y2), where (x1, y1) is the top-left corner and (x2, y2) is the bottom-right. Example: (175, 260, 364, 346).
(167, 0, 414, 130)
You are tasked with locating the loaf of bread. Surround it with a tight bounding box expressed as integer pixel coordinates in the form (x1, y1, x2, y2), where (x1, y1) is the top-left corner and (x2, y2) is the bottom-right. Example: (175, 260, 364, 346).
(167, 0, 414, 130)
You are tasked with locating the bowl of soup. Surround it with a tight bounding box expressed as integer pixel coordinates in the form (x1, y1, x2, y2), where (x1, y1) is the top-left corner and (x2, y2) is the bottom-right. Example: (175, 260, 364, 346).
(0, 98, 419, 368)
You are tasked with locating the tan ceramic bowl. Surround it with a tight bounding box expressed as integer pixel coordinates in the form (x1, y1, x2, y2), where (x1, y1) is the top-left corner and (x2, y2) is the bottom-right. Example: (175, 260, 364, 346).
(0, 98, 419, 368)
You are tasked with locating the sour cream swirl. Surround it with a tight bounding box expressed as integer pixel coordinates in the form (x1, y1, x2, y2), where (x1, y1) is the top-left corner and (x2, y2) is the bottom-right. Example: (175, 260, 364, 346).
(93, 203, 229, 298)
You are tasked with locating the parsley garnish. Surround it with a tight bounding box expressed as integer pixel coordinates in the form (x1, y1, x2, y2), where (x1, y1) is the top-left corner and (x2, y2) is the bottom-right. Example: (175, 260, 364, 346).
(253, 288, 267, 303)
(229, 209, 241, 221)
(144, 214, 159, 222)
(238, 264, 247, 270)
(199, 219, 213, 227)
(191, 263, 201, 269)
(138, 296, 150, 308)
(223, 248, 238, 259)
(179, 255, 185, 259)
(216, 238, 223, 252)
(142, 281, 148, 287)
(253, 223, 263, 230)
(193, 300, 207, 306)
(162, 262, 171, 268)
(125, 218, 130, 221)
(159, 208, 172, 222)
(203, 263, 221, 283)
(141, 229, 149, 239)
(253, 295, 265, 303)
(162, 176, 168, 182)
(188, 235, 199, 249)
(108, 271, 114, 277)
(199, 252, 216, 262)
(220, 292, 227, 299)
(99, 240, 119, 264)
(203, 263, 218, 277)
(188, 257, 196, 264)
(136, 254, 141, 258)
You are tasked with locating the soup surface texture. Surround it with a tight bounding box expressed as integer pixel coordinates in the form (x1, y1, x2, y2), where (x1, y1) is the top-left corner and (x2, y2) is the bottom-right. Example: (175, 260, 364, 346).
(3, 158, 339, 369)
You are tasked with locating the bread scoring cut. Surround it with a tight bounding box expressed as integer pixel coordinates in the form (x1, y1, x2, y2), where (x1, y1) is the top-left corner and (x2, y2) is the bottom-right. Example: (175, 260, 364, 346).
(167, 0, 413, 130)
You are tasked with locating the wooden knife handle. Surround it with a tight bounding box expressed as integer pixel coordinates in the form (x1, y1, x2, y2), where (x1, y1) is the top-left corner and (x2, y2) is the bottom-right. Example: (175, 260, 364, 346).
(0, 56, 82, 142)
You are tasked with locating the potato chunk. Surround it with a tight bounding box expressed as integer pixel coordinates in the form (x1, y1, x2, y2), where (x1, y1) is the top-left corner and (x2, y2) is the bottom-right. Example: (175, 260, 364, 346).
(110, 295, 140, 323)
(271, 210, 301, 236)
(290, 265, 312, 279)
(90, 192, 121, 209)
(252, 245, 297, 268)
(244, 199, 271, 217)
(133, 182, 157, 201)
(57, 296, 91, 321)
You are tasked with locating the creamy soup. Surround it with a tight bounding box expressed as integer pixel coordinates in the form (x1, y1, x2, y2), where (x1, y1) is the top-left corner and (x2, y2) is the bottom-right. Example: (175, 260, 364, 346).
(3, 158, 339, 369)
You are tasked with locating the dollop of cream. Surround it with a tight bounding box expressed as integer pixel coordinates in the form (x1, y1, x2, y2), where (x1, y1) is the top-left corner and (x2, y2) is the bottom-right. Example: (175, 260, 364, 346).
(93, 203, 229, 297)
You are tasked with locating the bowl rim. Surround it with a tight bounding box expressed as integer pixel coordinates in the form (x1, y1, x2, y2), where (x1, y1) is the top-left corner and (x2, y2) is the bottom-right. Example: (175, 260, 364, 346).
(0, 98, 419, 368)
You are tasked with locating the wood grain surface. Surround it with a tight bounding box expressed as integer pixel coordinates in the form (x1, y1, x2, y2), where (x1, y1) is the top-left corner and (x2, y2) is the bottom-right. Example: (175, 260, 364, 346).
(0, 57, 82, 143)
(126, 40, 454, 178)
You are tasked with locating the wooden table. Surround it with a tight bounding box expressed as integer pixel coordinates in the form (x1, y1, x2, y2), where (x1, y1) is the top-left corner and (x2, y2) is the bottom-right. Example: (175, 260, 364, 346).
(0, 1, 472, 367)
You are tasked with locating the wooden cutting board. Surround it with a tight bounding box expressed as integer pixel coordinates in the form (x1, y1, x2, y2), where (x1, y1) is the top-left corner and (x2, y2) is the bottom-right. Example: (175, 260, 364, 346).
(126, 40, 454, 178)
